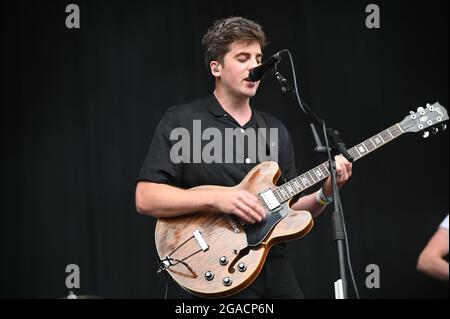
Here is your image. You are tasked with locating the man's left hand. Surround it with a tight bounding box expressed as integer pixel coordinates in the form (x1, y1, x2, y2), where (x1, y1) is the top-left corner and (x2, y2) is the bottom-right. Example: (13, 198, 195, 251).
(322, 154, 352, 197)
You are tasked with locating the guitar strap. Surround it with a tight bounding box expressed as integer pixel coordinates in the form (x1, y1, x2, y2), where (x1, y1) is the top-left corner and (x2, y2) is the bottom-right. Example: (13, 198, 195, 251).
(254, 110, 287, 184)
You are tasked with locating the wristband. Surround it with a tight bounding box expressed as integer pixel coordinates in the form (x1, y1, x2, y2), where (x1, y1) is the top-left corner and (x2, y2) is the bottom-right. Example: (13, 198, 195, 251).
(316, 188, 333, 206)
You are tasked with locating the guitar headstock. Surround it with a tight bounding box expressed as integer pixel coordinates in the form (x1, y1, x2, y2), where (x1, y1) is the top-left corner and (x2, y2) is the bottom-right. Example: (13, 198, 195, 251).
(399, 102, 448, 138)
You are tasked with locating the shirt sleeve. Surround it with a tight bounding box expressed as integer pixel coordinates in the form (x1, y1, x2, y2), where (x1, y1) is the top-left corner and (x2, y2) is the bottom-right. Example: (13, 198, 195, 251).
(137, 108, 183, 186)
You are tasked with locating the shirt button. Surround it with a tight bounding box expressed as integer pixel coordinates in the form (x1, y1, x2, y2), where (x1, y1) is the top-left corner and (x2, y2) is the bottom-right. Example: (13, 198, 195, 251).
(245, 158, 251, 164)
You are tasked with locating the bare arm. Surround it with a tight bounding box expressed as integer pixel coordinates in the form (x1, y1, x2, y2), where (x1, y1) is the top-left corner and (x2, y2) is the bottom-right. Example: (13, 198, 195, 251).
(417, 228, 449, 281)
(291, 155, 353, 218)
(291, 192, 327, 218)
(135, 181, 266, 224)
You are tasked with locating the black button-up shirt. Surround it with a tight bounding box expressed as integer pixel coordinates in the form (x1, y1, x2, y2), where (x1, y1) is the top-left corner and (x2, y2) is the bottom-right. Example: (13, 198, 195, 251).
(138, 94, 298, 189)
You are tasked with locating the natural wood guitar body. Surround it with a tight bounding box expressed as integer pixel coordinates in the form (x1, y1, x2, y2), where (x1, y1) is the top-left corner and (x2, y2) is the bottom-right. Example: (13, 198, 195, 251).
(155, 161, 313, 298)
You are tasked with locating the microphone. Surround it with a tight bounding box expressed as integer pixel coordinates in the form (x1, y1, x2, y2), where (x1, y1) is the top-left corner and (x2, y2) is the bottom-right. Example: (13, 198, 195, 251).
(247, 50, 285, 82)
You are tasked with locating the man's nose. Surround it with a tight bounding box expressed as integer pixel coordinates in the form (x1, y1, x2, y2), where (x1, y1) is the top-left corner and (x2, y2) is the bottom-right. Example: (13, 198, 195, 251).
(248, 60, 259, 71)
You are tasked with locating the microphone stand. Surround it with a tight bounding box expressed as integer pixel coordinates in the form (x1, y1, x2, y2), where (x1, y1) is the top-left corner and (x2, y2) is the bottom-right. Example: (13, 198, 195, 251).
(273, 66, 353, 299)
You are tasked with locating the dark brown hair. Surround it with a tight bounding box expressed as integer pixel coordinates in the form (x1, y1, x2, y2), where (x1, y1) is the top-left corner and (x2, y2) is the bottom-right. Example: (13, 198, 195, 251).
(201, 17, 267, 68)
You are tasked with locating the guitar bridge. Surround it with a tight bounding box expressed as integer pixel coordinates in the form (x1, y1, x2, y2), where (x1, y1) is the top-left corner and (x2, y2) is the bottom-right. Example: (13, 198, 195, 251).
(193, 230, 209, 251)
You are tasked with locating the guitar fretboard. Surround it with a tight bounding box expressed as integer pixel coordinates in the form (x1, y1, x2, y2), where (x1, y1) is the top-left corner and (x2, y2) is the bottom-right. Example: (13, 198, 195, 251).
(272, 123, 404, 203)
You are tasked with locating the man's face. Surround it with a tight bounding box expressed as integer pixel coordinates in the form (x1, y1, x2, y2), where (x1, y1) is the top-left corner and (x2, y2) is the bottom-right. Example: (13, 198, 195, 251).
(216, 40, 263, 99)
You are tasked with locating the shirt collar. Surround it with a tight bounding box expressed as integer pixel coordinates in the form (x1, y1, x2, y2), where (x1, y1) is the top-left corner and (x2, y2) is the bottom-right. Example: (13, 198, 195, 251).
(204, 93, 228, 117)
(203, 93, 257, 128)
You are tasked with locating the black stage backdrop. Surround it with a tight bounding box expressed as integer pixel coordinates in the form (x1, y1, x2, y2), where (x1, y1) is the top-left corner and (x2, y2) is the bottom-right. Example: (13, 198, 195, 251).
(1, 0, 448, 299)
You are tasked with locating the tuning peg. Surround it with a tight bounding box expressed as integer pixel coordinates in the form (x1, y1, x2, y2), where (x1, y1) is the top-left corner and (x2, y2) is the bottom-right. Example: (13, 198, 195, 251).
(432, 127, 439, 135)
(426, 103, 431, 107)
(410, 111, 415, 114)
(422, 131, 430, 138)
(417, 107, 426, 115)
(441, 123, 447, 131)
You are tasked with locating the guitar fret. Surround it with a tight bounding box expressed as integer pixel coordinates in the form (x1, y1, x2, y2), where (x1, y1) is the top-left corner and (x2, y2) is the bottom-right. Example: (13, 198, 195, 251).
(380, 130, 391, 139)
(274, 189, 281, 202)
(320, 164, 330, 176)
(296, 177, 306, 190)
(368, 138, 377, 149)
(280, 187, 288, 199)
(301, 175, 311, 187)
(356, 143, 369, 156)
(380, 129, 392, 140)
(372, 134, 384, 147)
(307, 171, 317, 183)
(310, 170, 319, 182)
(286, 184, 294, 196)
(363, 140, 375, 152)
(392, 125, 403, 137)
(349, 148, 360, 160)
(285, 184, 292, 196)
(291, 181, 300, 193)
(395, 123, 404, 135)
(293, 179, 302, 191)
(313, 167, 324, 180)
(386, 128, 394, 139)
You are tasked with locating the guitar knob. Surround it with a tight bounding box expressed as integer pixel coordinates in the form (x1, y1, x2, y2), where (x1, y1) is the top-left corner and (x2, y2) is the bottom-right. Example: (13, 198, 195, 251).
(422, 131, 430, 138)
(204, 271, 215, 281)
(222, 277, 233, 286)
(432, 127, 439, 135)
(441, 124, 447, 131)
(238, 262, 247, 272)
(219, 256, 228, 266)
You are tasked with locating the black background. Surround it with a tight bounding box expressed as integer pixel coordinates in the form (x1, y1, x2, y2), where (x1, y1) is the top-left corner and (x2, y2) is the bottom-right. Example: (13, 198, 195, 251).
(1, 0, 448, 298)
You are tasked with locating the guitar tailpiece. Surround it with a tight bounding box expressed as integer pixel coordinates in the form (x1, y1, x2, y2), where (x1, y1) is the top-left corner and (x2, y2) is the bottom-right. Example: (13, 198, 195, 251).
(157, 256, 195, 274)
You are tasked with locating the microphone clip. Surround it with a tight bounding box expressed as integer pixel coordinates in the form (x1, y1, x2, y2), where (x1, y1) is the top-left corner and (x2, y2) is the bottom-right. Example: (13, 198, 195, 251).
(274, 70, 293, 94)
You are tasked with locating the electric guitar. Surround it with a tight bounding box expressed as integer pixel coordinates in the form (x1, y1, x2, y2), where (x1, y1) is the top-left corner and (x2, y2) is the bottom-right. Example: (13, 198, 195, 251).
(155, 102, 448, 298)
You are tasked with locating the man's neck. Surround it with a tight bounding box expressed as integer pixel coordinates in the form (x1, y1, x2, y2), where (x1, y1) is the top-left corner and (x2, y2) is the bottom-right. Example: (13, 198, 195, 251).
(213, 89, 252, 126)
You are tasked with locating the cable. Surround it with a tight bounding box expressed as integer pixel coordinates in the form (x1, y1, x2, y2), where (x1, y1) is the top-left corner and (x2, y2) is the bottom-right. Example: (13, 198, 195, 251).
(155, 255, 169, 299)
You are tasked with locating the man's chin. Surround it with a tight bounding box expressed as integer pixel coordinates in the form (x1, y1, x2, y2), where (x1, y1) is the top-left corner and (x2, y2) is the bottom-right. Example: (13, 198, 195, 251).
(242, 89, 258, 98)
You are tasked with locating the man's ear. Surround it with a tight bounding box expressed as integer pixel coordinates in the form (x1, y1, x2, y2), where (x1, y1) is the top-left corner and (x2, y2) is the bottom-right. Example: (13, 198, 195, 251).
(210, 61, 221, 77)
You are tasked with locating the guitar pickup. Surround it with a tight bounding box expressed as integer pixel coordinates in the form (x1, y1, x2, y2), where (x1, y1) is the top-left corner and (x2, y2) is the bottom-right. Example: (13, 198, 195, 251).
(259, 189, 281, 211)
(193, 230, 209, 251)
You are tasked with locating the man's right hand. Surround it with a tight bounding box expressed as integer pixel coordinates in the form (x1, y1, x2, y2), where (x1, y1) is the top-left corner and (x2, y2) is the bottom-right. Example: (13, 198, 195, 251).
(212, 189, 266, 224)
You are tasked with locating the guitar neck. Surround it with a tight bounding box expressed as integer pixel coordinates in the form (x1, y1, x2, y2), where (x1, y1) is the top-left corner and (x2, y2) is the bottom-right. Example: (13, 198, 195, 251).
(273, 123, 405, 203)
